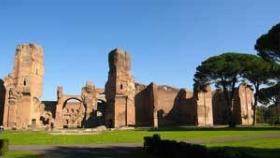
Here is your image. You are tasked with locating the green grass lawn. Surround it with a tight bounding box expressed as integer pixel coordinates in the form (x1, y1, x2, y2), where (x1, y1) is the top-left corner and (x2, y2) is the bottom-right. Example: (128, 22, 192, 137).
(1, 127, 279, 146)
(3, 151, 36, 158)
(1, 127, 279, 158)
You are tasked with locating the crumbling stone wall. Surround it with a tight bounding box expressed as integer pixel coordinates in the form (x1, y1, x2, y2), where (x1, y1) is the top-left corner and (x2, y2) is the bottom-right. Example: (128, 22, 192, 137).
(212, 85, 254, 126)
(3, 44, 44, 129)
(39, 101, 56, 128)
(1, 44, 256, 129)
(134, 81, 253, 128)
(62, 101, 85, 128)
(212, 89, 228, 125)
(155, 85, 180, 125)
(0, 79, 5, 125)
(175, 89, 197, 125)
(105, 49, 136, 128)
(135, 83, 159, 127)
(233, 84, 254, 125)
(194, 86, 213, 127)
(81, 81, 98, 127)
(135, 83, 152, 126)
(135, 82, 197, 127)
(55, 81, 98, 128)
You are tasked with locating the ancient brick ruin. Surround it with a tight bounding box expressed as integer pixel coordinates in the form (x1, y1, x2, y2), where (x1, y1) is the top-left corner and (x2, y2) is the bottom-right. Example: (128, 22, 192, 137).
(0, 43, 254, 129)
(2, 44, 44, 129)
(105, 49, 136, 128)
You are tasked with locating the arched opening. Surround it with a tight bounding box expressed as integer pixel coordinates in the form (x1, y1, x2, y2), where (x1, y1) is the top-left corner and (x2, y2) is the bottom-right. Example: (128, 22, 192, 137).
(40, 112, 53, 128)
(62, 98, 85, 128)
(95, 99, 107, 126)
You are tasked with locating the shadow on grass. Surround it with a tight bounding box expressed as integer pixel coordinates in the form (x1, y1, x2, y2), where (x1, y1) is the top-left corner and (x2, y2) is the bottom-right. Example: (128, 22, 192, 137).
(37, 146, 153, 158)
(208, 147, 280, 158)
(9, 146, 276, 158)
(147, 126, 280, 132)
(5, 146, 280, 158)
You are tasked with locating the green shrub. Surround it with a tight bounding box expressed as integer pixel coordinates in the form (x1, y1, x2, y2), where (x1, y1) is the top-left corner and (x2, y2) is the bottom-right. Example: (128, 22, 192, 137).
(0, 139, 9, 156)
(144, 134, 207, 158)
(144, 134, 255, 158)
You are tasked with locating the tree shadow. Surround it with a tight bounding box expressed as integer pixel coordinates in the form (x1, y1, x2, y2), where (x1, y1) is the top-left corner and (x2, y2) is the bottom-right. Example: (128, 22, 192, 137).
(20, 146, 280, 158)
(208, 147, 280, 158)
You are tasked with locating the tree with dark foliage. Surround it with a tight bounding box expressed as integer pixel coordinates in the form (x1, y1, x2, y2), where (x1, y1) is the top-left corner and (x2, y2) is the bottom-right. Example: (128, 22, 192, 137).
(194, 53, 247, 127)
(259, 83, 280, 124)
(194, 53, 277, 127)
(255, 23, 280, 63)
(242, 55, 277, 126)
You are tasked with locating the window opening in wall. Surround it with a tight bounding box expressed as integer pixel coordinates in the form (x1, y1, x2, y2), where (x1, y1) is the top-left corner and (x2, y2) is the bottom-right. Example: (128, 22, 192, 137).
(23, 79, 27, 86)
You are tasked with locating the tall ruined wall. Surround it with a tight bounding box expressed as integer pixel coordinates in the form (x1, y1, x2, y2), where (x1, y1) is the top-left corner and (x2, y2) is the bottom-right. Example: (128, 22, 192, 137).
(175, 89, 196, 125)
(135, 83, 158, 127)
(156, 86, 179, 114)
(105, 48, 135, 128)
(212, 85, 254, 126)
(0, 79, 5, 125)
(55, 81, 98, 128)
(0, 45, 256, 129)
(81, 81, 98, 127)
(194, 86, 213, 127)
(233, 84, 254, 125)
(135, 83, 181, 126)
(212, 89, 228, 125)
(3, 44, 44, 129)
(135, 83, 152, 126)
(134, 82, 197, 127)
(156, 85, 181, 125)
(11, 44, 44, 97)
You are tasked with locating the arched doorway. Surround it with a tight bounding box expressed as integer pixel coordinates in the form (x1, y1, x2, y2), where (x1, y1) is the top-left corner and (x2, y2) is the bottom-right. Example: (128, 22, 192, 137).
(96, 99, 106, 126)
(62, 98, 85, 128)
(40, 111, 53, 127)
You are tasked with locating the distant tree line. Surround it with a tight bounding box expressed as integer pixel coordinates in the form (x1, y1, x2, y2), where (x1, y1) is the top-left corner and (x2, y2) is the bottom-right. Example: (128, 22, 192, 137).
(194, 23, 280, 127)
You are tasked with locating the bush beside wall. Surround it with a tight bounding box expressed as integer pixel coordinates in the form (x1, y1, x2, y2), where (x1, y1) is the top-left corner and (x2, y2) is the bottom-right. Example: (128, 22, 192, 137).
(144, 135, 249, 158)
(0, 139, 9, 156)
(144, 134, 207, 158)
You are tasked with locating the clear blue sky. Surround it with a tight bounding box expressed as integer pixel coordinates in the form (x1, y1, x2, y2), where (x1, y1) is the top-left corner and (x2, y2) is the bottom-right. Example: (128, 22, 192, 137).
(0, 0, 279, 100)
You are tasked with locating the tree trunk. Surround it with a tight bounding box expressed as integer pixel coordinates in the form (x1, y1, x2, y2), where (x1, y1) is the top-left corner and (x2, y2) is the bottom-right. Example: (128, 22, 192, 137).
(229, 81, 237, 128)
(276, 103, 280, 124)
(222, 80, 237, 128)
(222, 85, 231, 127)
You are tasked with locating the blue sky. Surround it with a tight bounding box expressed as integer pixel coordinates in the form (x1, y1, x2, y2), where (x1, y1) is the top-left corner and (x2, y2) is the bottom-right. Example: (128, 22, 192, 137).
(0, 0, 279, 100)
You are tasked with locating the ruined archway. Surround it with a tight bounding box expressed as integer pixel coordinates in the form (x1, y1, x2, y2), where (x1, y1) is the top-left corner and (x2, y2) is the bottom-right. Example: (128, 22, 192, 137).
(95, 99, 106, 126)
(40, 111, 53, 128)
(62, 97, 86, 128)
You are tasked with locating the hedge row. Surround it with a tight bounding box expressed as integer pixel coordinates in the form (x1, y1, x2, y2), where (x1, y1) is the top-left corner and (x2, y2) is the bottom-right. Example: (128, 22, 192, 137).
(0, 139, 9, 156)
(144, 134, 244, 158)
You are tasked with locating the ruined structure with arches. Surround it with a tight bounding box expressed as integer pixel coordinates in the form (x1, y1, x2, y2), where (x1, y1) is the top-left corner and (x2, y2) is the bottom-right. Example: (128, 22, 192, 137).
(0, 43, 254, 129)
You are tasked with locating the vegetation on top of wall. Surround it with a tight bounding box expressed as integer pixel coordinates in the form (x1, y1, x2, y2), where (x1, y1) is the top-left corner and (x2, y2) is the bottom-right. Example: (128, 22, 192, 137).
(255, 23, 280, 63)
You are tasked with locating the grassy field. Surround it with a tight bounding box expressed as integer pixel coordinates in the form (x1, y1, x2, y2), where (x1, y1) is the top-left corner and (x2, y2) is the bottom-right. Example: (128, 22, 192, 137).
(1, 127, 280, 158)
(1, 127, 279, 146)
(3, 151, 37, 158)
